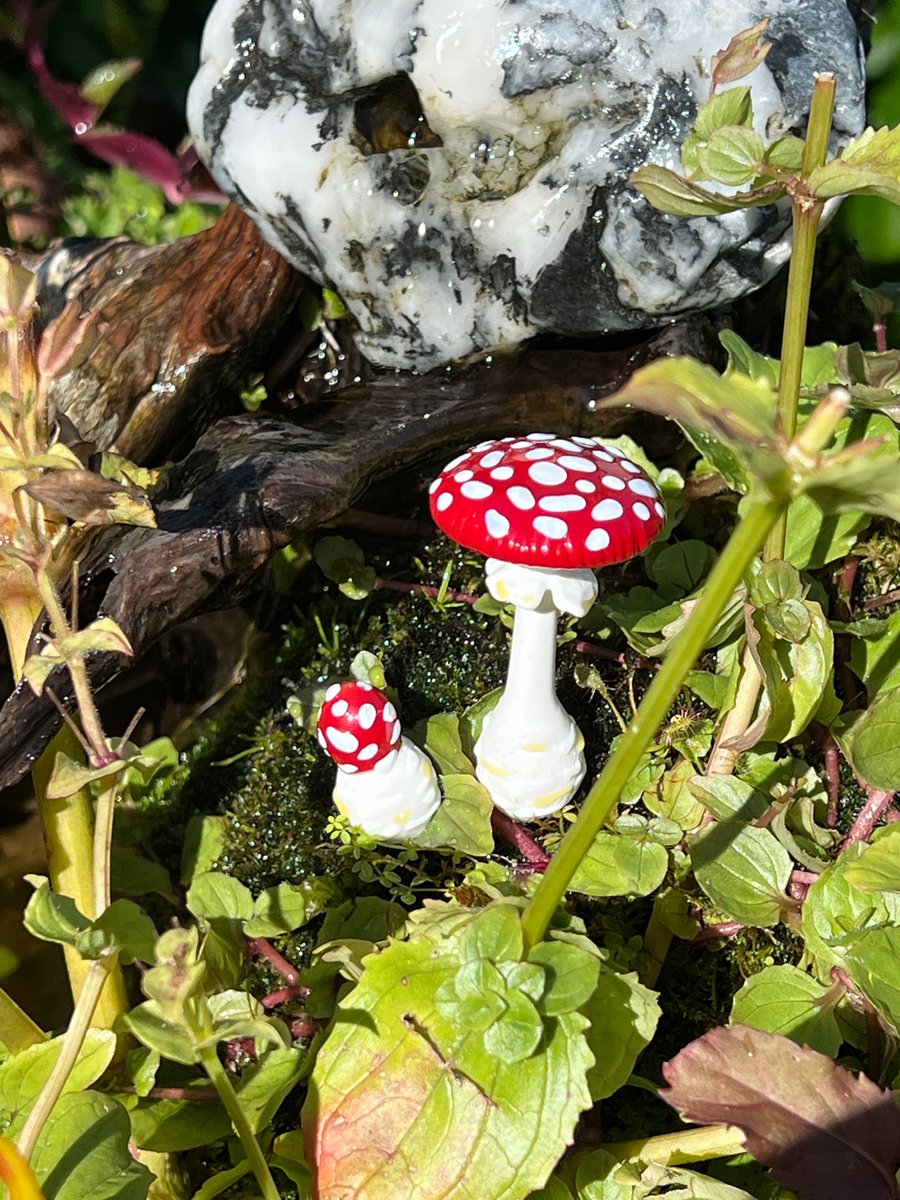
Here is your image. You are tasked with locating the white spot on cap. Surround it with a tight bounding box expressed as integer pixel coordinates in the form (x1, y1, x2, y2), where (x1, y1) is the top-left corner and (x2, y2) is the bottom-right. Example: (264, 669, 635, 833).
(358, 703, 376, 729)
(592, 499, 625, 521)
(358, 742, 379, 761)
(654, 501, 666, 518)
(593, 450, 614, 462)
(473, 440, 495, 452)
(586, 528, 611, 552)
(444, 453, 468, 471)
(486, 509, 510, 538)
(389, 720, 401, 743)
(340, 762, 359, 774)
(435, 492, 453, 512)
(629, 477, 658, 497)
(325, 683, 340, 701)
(511, 440, 533, 449)
(633, 502, 652, 521)
(428, 478, 441, 494)
(461, 480, 493, 500)
(575, 479, 596, 494)
(331, 699, 349, 718)
(317, 730, 327, 748)
(622, 460, 642, 473)
(573, 436, 597, 446)
(558, 455, 597, 473)
(601, 475, 626, 491)
(540, 494, 586, 513)
(454, 469, 474, 482)
(533, 515, 568, 539)
(525, 446, 554, 461)
(383, 701, 397, 723)
(491, 465, 515, 480)
(606, 446, 626, 458)
(551, 438, 582, 452)
(480, 450, 505, 469)
(529, 461, 568, 486)
(358, 682, 373, 691)
(327, 728, 359, 753)
(508, 486, 536, 510)
(527, 433, 554, 441)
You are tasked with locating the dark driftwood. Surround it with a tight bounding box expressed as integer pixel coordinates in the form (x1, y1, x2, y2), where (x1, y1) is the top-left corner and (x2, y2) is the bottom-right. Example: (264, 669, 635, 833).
(34, 205, 303, 462)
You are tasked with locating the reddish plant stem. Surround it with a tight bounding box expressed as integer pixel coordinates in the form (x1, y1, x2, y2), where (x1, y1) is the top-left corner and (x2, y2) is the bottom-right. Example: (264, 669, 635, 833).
(874, 317, 888, 355)
(374, 577, 478, 605)
(693, 921, 744, 943)
(260, 985, 310, 1010)
(573, 639, 627, 666)
(788, 869, 821, 902)
(291, 1016, 327, 1039)
(840, 788, 896, 853)
(823, 734, 841, 829)
(490, 810, 550, 869)
(247, 938, 301, 985)
(863, 587, 900, 612)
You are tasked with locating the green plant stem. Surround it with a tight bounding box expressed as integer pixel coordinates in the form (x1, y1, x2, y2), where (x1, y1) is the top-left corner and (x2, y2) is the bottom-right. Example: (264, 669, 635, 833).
(705, 644, 761, 777)
(639, 894, 673, 988)
(93, 779, 118, 917)
(199, 1046, 281, 1200)
(765, 72, 835, 560)
(521, 498, 783, 949)
(16, 954, 114, 1163)
(602, 1123, 746, 1167)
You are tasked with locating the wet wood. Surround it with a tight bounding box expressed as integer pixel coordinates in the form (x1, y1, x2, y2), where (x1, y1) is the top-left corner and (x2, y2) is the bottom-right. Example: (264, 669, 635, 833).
(0, 317, 715, 791)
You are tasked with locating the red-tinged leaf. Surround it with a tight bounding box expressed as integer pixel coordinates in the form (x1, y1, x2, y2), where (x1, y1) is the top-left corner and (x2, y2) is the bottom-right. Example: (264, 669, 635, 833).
(76, 128, 185, 204)
(26, 41, 97, 133)
(711, 20, 772, 91)
(661, 1024, 900, 1200)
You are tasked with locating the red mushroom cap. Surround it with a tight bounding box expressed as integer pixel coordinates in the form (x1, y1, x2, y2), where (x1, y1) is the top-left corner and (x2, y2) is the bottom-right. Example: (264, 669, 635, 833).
(317, 681, 401, 772)
(429, 434, 665, 568)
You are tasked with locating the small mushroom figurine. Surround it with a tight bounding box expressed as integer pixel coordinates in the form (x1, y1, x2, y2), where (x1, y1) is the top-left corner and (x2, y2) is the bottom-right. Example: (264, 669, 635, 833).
(429, 434, 665, 820)
(317, 680, 441, 839)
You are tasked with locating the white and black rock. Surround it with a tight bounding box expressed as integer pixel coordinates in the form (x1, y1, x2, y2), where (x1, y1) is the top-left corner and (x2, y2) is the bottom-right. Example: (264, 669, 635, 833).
(188, 1, 866, 371)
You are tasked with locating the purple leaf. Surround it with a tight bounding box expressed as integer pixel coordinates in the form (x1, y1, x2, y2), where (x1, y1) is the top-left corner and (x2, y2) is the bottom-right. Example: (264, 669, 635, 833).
(75, 127, 184, 200)
(27, 41, 97, 133)
(661, 1024, 900, 1200)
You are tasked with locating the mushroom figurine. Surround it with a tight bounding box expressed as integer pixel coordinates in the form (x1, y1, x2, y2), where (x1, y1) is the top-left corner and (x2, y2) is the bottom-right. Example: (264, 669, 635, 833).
(429, 434, 665, 820)
(316, 680, 441, 839)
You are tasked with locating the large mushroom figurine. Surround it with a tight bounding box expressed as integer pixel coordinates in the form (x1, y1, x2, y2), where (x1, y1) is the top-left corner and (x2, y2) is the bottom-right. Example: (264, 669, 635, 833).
(317, 680, 441, 839)
(429, 434, 665, 820)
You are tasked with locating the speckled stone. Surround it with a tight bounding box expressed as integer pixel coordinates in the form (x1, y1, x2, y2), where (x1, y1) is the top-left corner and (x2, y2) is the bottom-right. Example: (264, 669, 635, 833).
(187, 1, 865, 370)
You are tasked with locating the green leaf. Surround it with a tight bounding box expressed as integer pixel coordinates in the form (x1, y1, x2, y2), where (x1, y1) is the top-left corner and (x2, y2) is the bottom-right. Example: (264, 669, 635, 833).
(483, 989, 543, 1063)
(110, 852, 176, 903)
(801, 838, 900, 977)
(80, 57, 142, 112)
(187, 872, 254, 924)
(0, 1029, 116, 1141)
(696, 126, 766, 187)
(847, 610, 900, 698)
(415, 712, 475, 776)
(730, 964, 841, 1055)
(33, 1090, 152, 1200)
(75, 899, 158, 963)
(710, 20, 772, 89)
(244, 883, 309, 937)
(836, 684, 900, 791)
(568, 832, 668, 898)
(123, 1001, 198, 1066)
(303, 902, 593, 1200)
(129, 1087, 230, 1152)
(180, 815, 227, 887)
(690, 823, 791, 926)
(630, 166, 782, 218)
(643, 759, 705, 831)
(414, 773, 494, 856)
(23, 878, 90, 947)
(581, 970, 661, 1102)
(842, 926, 900, 1035)
(527, 941, 601, 1017)
(694, 87, 753, 139)
(687, 776, 769, 823)
(809, 125, 900, 204)
(231, 1045, 306, 1134)
(314, 535, 376, 599)
(843, 825, 900, 893)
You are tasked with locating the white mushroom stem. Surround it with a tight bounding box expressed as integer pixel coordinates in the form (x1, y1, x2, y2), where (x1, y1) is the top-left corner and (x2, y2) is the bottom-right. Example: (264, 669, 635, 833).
(474, 559, 597, 820)
(333, 737, 441, 840)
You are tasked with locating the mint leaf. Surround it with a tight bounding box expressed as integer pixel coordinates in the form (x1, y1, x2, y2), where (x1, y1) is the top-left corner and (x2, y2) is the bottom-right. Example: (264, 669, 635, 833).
(568, 832, 668, 899)
(809, 125, 900, 204)
(33, 1091, 153, 1200)
(730, 964, 841, 1055)
(691, 824, 791, 927)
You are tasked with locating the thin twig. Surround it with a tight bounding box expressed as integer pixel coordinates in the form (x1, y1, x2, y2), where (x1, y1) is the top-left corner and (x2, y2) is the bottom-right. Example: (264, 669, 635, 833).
(374, 577, 478, 605)
(862, 587, 900, 612)
(260, 985, 310, 1010)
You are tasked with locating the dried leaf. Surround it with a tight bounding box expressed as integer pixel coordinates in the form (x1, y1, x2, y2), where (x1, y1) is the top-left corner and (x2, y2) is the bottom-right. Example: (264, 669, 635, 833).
(21, 469, 156, 528)
(711, 20, 772, 90)
(661, 1025, 900, 1200)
